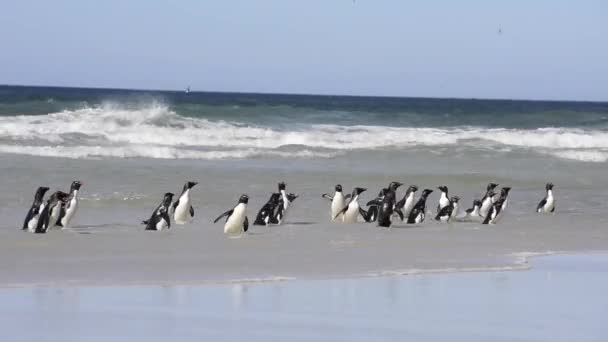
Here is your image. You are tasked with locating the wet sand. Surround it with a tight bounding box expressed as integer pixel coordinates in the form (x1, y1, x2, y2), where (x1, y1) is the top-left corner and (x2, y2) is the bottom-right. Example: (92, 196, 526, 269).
(3, 214, 608, 287)
(2, 253, 607, 341)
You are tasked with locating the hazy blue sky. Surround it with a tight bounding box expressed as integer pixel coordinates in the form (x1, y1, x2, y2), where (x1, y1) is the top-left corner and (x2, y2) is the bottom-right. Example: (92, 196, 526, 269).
(1, 0, 606, 101)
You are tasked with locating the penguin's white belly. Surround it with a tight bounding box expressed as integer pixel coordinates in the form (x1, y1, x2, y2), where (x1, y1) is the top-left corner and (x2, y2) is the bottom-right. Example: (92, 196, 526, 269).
(61, 199, 78, 227)
(174, 198, 192, 225)
(156, 217, 169, 231)
(544, 197, 555, 212)
(402, 197, 415, 219)
(439, 196, 449, 210)
(343, 202, 360, 223)
(49, 205, 61, 228)
(224, 204, 246, 234)
(27, 204, 44, 231)
(480, 198, 493, 217)
(450, 204, 459, 218)
(331, 195, 345, 221)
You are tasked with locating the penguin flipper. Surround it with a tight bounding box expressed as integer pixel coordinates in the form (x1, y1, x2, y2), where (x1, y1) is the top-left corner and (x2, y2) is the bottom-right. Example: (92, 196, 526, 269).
(359, 207, 372, 222)
(172, 200, 180, 211)
(395, 208, 404, 221)
(334, 205, 349, 220)
(213, 209, 234, 223)
(536, 198, 547, 212)
(366, 199, 381, 206)
(189, 206, 194, 217)
(321, 194, 333, 201)
(482, 210, 492, 224)
(35, 205, 50, 233)
(141, 220, 149, 225)
(243, 217, 249, 232)
(551, 206, 555, 213)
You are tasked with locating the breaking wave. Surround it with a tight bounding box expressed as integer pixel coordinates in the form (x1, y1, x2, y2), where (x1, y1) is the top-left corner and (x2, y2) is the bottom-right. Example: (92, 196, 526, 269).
(1, 102, 608, 162)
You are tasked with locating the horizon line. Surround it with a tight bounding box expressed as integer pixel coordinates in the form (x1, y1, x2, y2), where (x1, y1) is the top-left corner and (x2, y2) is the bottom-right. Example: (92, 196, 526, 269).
(1, 83, 606, 105)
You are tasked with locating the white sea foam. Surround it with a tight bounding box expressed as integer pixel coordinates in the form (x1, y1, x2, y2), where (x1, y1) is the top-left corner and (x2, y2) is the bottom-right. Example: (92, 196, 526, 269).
(1, 102, 608, 162)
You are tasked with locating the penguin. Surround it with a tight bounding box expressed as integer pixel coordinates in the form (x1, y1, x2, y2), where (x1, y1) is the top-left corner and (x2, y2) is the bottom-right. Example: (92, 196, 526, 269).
(436, 186, 450, 213)
(395, 185, 418, 221)
(254, 193, 280, 226)
(214, 194, 249, 235)
(322, 184, 351, 221)
(362, 188, 386, 223)
(483, 187, 511, 224)
(479, 183, 499, 217)
(172, 181, 197, 225)
(335, 187, 367, 223)
(35, 191, 69, 234)
(22, 186, 50, 232)
(143, 192, 174, 231)
(375, 182, 403, 227)
(462, 199, 482, 222)
(56, 180, 82, 228)
(272, 192, 298, 225)
(536, 183, 555, 213)
(435, 196, 460, 223)
(407, 189, 434, 224)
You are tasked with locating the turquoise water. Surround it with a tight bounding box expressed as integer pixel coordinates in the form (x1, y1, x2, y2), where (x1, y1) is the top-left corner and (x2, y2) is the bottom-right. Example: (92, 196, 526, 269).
(1, 254, 606, 341)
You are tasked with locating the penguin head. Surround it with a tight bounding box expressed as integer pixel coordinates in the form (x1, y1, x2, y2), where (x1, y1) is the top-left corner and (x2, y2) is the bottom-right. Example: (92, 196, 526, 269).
(239, 194, 249, 204)
(487, 183, 499, 191)
(473, 199, 482, 207)
(354, 187, 367, 195)
(388, 182, 403, 191)
(287, 193, 298, 202)
(421, 189, 434, 197)
(36, 186, 50, 198)
(501, 187, 511, 196)
(438, 185, 448, 193)
(163, 192, 174, 204)
(186, 181, 198, 190)
(70, 181, 82, 191)
(407, 185, 419, 193)
(546, 183, 554, 191)
(278, 182, 286, 191)
(450, 196, 460, 204)
(335, 184, 343, 192)
(54, 191, 70, 203)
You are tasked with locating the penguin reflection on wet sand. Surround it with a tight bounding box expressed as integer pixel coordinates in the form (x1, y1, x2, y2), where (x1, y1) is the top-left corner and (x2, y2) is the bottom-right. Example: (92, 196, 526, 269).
(143, 192, 174, 231)
(214, 194, 249, 235)
(35, 191, 70, 234)
(322, 184, 351, 221)
(23, 186, 50, 232)
(536, 183, 555, 213)
(335, 187, 367, 223)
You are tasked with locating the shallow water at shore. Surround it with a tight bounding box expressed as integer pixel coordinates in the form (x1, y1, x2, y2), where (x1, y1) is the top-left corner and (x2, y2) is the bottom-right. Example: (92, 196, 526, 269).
(2, 253, 607, 341)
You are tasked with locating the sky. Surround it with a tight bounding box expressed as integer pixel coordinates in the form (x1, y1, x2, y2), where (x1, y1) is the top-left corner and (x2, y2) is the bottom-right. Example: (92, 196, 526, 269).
(1, 0, 606, 101)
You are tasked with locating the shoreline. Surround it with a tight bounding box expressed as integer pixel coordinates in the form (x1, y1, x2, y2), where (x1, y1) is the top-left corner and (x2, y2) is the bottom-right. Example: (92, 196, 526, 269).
(4, 249, 606, 290)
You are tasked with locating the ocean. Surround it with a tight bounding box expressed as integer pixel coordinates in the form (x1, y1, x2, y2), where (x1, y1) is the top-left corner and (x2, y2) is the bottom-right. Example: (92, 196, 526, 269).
(1, 85, 608, 287)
